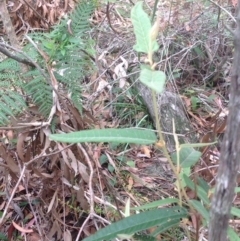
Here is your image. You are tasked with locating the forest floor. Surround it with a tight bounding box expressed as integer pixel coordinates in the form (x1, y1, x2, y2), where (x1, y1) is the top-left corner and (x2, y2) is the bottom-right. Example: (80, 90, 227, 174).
(0, 0, 239, 240)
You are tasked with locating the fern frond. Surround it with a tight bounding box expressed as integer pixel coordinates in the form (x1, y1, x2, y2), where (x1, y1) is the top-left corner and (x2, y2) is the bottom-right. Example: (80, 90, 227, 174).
(0, 90, 26, 125)
(0, 0, 96, 126)
(0, 58, 26, 125)
(70, 0, 95, 36)
(0, 59, 19, 83)
(0, 58, 20, 72)
(23, 71, 52, 117)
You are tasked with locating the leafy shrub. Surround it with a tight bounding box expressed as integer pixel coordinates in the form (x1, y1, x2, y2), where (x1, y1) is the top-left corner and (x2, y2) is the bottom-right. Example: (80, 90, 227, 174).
(0, 0, 96, 124)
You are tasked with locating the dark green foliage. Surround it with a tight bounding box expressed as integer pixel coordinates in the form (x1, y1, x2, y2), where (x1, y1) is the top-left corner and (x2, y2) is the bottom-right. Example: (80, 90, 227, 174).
(0, 58, 26, 125)
(0, 0, 96, 125)
(0, 89, 27, 125)
(23, 69, 53, 117)
(133, 233, 156, 241)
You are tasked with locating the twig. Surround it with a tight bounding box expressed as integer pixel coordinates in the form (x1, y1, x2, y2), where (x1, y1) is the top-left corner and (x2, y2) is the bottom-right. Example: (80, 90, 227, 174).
(21, 162, 43, 239)
(0, 42, 52, 86)
(106, 2, 119, 34)
(208, 0, 236, 23)
(78, 144, 94, 210)
(0, 126, 30, 130)
(0, 139, 73, 226)
(0, 165, 26, 225)
(25, 35, 73, 125)
(5, 177, 24, 219)
(0, 45, 35, 67)
(25, 143, 74, 166)
(21, 0, 51, 28)
(75, 144, 95, 240)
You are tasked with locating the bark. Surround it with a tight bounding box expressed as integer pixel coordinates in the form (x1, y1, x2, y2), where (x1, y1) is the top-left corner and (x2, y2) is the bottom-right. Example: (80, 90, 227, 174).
(0, 0, 20, 48)
(209, 3, 240, 241)
(0, 0, 28, 72)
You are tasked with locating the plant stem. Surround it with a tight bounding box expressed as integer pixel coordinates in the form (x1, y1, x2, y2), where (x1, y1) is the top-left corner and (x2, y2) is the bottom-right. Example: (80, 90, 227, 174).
(151, 90, 195, 212)
(152, 90, 186, 206)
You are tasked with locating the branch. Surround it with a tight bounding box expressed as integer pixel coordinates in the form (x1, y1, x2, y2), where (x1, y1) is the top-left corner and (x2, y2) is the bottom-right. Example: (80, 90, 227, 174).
(0, 45, 35, 67)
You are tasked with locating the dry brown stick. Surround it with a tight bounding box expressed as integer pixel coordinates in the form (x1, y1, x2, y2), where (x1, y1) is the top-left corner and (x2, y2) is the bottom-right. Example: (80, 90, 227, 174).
(106, 2, 119, 34)
(0, 165, 26, 225)
(20, 0, 51, 27)
(0, 140, 73, 226)
(0, 45, 35, 67)
(75, 144, 95, 240)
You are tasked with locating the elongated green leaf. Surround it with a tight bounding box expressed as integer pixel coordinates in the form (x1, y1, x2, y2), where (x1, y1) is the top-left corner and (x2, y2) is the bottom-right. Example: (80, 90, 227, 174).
(188, 200, 209, 222)
(49, 128, 157, 144)
(231, 207, 240, 218)
(177, 167, 190, 187)
(227, 227, 240, 241)
(171, 147, 201, 168)
(131, 198, 179, 210)
(140, 69, 166, 93)
(82, 207, 187, 241)
(196, 177, 209, 193)
(131, 2, 158, 53)
(235, 187, 240, 193)
(150, 219, 181, 236)
(0, 233, 7, 241)
(180, 141, 217, 148)
(182, 174, 209, 205)
(133, 234, 156, 241)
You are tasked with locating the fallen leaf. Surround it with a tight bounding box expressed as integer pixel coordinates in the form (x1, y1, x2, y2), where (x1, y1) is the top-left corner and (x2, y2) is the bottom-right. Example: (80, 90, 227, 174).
(113, 57, 128, 88)
(0, 144, 19, 173)
(27, 232, 41, 241)
(127, 176, 134, 191)
(67, 148, 78, 175)
(47, 188, 58, 213)
(96, 78, 111, 92)
(232, 0, 237, 7)
(141, 145, 151, 158)
(185, 23, 191, 31)
(17, 132, 29, 161)
(12, 221, 33, 233)
(64, 229, 72, 241)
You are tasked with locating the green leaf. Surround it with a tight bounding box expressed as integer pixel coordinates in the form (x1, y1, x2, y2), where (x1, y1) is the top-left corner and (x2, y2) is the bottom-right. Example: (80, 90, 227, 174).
(49, 128, 157, 144)
(235, 187, 240, 193)
(231, 207, 240, 218)
(177, 167, 190, 188)
(140, 69, 166, 93)
(193, 46, 205, 58)
(228, 227, 240, 241)
(82, 207, 187, 241)
(188, 200, 209, 222)
(190, 96, 199, 110)
(43, 41, 54, 49)
(99, 154, 107, 165)
(61, 48, 66, 56)
(108, 164, 115, 173)
(131, 198, 179, 210)
(180, 141, 217, 148)
(0, 233, 7, 241)
(150, 218, 181, 236)
(196, 177, 209, 193)
(182, 174, 210, 205)
(131, 2, 158, 53)
(133, 234, 156, 241)
(126, 160, 135, 167)
(171, 147, 201, 168)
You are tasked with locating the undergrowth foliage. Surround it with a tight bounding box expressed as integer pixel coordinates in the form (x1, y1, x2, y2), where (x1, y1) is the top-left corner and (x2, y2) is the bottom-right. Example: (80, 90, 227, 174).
(49, 2, 240, 241)
(0, 0, 95, 125)
(0, 59, 27, 124)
